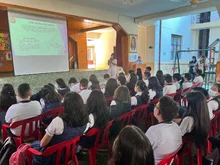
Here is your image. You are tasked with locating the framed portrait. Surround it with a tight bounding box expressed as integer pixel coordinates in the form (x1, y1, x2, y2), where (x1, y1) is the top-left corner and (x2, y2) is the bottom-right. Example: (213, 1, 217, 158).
(129, 34, 137, 53)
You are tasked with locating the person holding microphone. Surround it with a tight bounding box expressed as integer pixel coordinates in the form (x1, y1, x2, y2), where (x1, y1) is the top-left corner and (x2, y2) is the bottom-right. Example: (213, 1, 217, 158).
(108, 53, 117, 78)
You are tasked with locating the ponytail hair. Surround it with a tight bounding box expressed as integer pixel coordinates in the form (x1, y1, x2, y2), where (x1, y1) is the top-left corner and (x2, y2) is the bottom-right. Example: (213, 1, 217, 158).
(136, 80, 149, 104)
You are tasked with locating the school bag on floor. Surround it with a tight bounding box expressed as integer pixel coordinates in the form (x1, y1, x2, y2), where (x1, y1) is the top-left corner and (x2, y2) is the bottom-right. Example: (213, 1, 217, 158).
(9, 143, 31, 165)
(0, 137, 16, 165)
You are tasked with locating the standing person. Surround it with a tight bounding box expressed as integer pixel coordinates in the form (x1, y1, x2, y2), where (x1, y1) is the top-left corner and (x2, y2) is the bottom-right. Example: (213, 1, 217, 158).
(55, 78, 70, 97)
(108, 53, 117, 78)
(135, 56, 143, 64)
(194, 55, 208, 79)
(108, 125, 154, 165)
(189, 56, 197, 80)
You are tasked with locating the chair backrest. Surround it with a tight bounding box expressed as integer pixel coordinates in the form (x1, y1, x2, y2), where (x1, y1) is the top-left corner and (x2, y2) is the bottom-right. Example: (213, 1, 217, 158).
(10, 115, 41, 140)
(166, 93, 176, 99)
(28, 136, 80, 165)
(113, 111, 135, 129)
(150, 98, 160, 105)
(182, 87, 192, 93)
(106, 97, 113, 107)
(81, 128, 102, 149)
(133, 104, 149, 123)
(157, 145, 183, 165)
(174, 90, 182, 102)
(193, 82, 202, 87)
(40, 107, 64, 120)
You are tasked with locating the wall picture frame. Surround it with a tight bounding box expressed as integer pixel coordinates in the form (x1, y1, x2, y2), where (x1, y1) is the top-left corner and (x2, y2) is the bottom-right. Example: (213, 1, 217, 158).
(129, 34, 138, 53)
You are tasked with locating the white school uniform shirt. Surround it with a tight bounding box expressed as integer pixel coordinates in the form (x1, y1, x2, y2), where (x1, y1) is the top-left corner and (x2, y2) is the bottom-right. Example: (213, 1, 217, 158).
(145, 122, 182, 164)
(131, 92, 142, 106)
(5, 101, 42, 136)
(173, 82, 180, 90)
(70, 83, 81, 93)
(195, 60, 208, 74)
(208, 98, 218, 119)
(163, 84, 176, 96)
(179, 116, 194, 136)
(193, 76, 203, 84)
(182, 81, 193, 89)
(144, 79, 149, 86)
(149, 89, 156, 100)
(79, 89, 92, 104)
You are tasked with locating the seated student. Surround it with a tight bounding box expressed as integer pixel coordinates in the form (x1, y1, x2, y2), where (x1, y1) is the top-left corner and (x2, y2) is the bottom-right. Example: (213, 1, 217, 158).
(31, 92, 89, 165)
(173, 73, 182, 90)
(118, 72, 125, 77)
(136, 68, 143, 81)
(104, 73, 110, 83)
(117, 76, 126, 86)
(145, 96, 182, 164)
(89, 74, 101, 90)
(55, 78, 70, 97)
(208, 83, 220, 114)
(5, 83, 42, 136)
(104, 78, 118, 98)
(108, 125, 154, 165)
(0, 84, 17, 127)
(68, 77, 81, 93)
(79, 90, 110, 148)
(156, 70, 164, 87)
(110, 86, 131, 120)
(193, 69, 204, 85)
(182, 73, 193, 89)
(131, 80, 149, 106)
(148, 76, 163, 100)
(79, 78, 92, 104)
(126, 73, 138, 96)
(178, 92, 210, 147)
(126, 70, 135, 82)
(163, 74, 176, 95)
(40, 85, 62, 114)
(143, 72, 151, 86)
(146, 66, 152, 74)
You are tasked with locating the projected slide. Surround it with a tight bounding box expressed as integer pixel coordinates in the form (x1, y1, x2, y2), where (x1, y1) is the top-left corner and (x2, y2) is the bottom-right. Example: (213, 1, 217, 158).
(8, 11, 69, 76)
(9, 17, 68, 56)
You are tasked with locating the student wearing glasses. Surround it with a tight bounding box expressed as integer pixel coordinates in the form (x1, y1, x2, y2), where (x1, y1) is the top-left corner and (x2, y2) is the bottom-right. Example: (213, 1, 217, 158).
(145, 96, 182, 164)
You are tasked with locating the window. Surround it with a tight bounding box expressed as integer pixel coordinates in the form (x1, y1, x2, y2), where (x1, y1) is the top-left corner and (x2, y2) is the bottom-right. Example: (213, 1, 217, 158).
(171, 35, 182, 60)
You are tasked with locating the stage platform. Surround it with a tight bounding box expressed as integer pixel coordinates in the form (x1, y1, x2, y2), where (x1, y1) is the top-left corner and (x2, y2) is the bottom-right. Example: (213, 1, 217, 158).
(0, 69, 108, 93)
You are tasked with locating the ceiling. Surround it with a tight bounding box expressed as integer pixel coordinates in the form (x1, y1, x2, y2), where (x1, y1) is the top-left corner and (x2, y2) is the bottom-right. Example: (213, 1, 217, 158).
(63, 0, 207, 17)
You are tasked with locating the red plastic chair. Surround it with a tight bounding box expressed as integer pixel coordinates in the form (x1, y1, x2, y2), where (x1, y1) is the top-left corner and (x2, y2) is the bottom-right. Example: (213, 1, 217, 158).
(179, 136, 208, 165)
(40, 107, 64, 120)
(207, 115, 217, 153)
(174, 90, 182, 105)
(192, 82, 202, 87)
(28, 136, 80, 165)
(2, 115, 41, 148)
(80, 126, 112, 165)
(149, 98, 160, 126)
(157, 144, 183, 165)
(166, 93, 176, 99)
(213, 110, 220, 134)
(106, 97, 113, 107)
(181, 87, 192, 106)
(113, 111, 135, 130)
(133, 104, 149, 127)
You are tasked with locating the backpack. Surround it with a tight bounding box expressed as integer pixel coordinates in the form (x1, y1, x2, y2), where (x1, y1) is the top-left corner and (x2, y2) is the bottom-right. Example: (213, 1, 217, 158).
(9, 143, 31, 165)
(0, 137, 16, 165)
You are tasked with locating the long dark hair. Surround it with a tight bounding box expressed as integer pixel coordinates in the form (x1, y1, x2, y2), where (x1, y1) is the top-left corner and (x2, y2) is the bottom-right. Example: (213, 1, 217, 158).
(113, 86, 131, 103)
(136, 68, 142, 80)
(148, 76, 162, 91)
(41, 85, 63, 104)
(104, 78, 118, 98)
(127, 73, 137, 90)
(89, 74, 99, 84)
(183, 92, 210, 147)
(87, 90, 110, 129)
(156, 70, 164, 87)
(62, 92, 88, 127)
(0, 84, 17, 111)
(136, 80, 149, 104)
(108, 125, 154, 165)
(56, 78, 67, 88)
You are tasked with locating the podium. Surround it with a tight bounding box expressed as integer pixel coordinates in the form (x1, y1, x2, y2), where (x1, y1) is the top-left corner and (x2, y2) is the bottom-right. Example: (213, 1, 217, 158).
(133, 64, 146, 73)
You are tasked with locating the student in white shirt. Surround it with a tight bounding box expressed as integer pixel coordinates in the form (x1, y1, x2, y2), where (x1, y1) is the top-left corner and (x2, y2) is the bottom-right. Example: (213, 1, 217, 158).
(117, 76, 126, 86)
(182, 73, 193, 90)
(68, 77, 81, 93)
(79, 78, 92, 104)
(103, 74, 110, 83)
(208, 83, 220, 114)
(145, 96, 182, 164)
(131, 80, 149, 106)
(163, 74, 176, 95)
(194, 55, 208, 78)
(176, 92, 210, 148)
(148, 76, 163, 100)
(173, 73, 182, 90)
(5, 83, 42, 136)
(193, 69, 204, 85)
(143, 72, 151, 87)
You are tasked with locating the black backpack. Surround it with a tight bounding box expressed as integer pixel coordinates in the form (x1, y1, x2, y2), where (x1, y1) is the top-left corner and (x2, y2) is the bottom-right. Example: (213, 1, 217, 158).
(0, 137, 17, 165)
